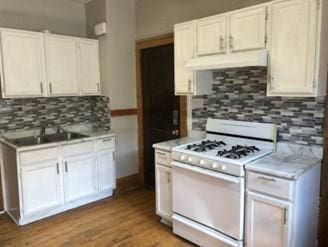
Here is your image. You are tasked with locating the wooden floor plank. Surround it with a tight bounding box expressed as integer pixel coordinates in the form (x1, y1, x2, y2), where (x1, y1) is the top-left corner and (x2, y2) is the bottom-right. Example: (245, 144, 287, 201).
(0, 189, 194, 247)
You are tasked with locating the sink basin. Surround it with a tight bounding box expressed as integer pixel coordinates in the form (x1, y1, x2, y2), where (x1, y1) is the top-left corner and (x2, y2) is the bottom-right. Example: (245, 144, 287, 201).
(46, 132, 89, 142)
(6, 132, 89, 147)
(7, 136, 53, 146)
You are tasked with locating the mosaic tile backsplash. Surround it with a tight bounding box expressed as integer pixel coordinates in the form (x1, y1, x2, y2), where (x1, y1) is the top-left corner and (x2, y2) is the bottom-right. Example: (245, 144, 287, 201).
(0, 96, 111, 132)
(192, 67, 326, 145)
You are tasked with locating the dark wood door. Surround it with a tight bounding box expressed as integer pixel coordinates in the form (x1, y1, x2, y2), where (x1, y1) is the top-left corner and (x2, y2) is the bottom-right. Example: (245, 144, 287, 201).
(141, 44, 180, 188)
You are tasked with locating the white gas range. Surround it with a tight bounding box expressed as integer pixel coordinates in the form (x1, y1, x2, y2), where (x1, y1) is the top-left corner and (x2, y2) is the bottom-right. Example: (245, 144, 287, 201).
(171, 119, 277, 247)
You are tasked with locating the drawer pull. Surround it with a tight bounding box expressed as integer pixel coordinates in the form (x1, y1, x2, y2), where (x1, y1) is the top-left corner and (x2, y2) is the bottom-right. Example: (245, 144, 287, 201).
(102, 138, 113, 143)
(257, 176, 276, 182)
(156, 151, 167, 156)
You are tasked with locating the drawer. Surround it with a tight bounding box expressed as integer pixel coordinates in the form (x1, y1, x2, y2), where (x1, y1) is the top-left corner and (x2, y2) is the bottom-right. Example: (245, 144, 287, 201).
(62, 141, 94, 157)
(96, 137, 115, 150)
(20, 147, 59, 165)
(155, 150, 171, 166)
(247, 171, 295, 201)
(173, 214, 240, 247)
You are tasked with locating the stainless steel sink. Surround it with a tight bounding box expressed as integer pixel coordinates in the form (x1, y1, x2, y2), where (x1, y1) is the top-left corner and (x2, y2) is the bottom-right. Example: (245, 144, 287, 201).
(6, 132, 89, 147)
(46, 132, 89, 142)
(7, 136, 53, 146)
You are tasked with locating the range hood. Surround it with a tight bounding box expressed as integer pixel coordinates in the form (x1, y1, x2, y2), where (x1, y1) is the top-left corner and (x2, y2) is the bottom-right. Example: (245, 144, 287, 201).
(186, 50, 268, 71)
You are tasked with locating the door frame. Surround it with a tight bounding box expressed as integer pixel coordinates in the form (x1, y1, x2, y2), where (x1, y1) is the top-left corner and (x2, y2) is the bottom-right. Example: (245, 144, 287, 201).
(136, 33, 187, 186)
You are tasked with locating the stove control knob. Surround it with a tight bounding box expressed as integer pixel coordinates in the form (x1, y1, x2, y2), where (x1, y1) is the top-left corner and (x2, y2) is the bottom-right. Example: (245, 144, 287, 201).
(180, 155, 186, 161)
(188, 157, 193, 162)
(200, 159, 205, 165)
(212, 163, 218, 169)
(221, 165, 227, 171)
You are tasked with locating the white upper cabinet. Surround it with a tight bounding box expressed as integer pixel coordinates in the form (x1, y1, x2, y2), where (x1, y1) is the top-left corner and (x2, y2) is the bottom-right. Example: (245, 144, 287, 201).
(174, 21, 213, 95)
(268, 0, 327, 97)
(197, 15, 227, 56)
(0, 30, 45, 97)
(79, 39, 101, 95)
(45, 35, 80, 96)
(230, 6, 267, 52)
(174, 21, 196, 95)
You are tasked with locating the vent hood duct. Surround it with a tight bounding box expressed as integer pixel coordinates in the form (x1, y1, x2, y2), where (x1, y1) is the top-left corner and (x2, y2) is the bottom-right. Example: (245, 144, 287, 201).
(186, 50, 268, 71)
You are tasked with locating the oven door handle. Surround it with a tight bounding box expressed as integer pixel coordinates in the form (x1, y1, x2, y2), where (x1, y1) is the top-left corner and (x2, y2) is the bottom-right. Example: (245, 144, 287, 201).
(172, 161, 241, 184)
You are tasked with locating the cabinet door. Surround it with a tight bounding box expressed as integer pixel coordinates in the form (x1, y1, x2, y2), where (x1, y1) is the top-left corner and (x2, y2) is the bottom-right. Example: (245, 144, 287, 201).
(63, 154, 96, 203)
(230, 6, 267, 52)
(97, 149, 116, 192)
(79, 39, 101, 95)
(155, 165, 172, 220)
(0, 30, 45, 97)
(45, 35, 80, 96)
(197, 15, 227, 56)
(246, 192, 292, 247)
(21, 160, 61, 216)
(268, 0, 317, 96)
(174, 21, 196, 95)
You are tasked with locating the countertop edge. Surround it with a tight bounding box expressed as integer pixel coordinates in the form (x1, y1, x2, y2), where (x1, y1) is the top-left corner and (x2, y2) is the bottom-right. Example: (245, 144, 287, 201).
(0, 132, 116, 152)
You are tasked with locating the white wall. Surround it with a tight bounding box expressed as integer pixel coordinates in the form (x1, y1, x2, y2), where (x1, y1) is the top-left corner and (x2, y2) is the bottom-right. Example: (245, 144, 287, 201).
(86, 0, 138, 179)
(136, 0, 271, 40)
(0, 0, 87, 37)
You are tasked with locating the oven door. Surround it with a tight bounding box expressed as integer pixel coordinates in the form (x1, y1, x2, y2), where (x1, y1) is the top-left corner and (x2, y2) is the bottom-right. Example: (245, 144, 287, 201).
(172, 161, 244, 241)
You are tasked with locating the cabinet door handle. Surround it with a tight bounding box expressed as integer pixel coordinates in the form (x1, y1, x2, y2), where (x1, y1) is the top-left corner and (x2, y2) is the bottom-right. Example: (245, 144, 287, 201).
(229, 35, 234, 50)
(49, 82, 53, 94)
(283, 208, 288, 225)
(220, 36, 224, 51)
(65, 161, 68, 172)
(40, 82, 43, 94)
(168, 173, 171, 183)
(56, 163, 59, 174)
(188, 78, 192, 92)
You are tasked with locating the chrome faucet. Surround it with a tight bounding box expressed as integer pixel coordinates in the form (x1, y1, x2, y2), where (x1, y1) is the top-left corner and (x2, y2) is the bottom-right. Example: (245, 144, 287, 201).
(40, 120, 51, 137)
(39, 121, 64, 137)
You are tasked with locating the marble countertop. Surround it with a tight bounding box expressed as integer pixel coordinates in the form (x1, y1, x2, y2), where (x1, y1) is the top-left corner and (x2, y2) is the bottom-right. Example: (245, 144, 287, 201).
(152, 137, 202, 152)
(0, 124, 115, 151)
(246, 142, 322, 180)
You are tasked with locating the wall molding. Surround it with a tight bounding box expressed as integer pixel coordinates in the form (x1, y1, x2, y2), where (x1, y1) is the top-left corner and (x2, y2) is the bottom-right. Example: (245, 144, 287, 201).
(111, 108, 138, 117)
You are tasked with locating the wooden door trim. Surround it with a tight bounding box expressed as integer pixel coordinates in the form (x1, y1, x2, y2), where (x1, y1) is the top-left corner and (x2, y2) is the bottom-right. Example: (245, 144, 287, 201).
(136, 33, 187, 186)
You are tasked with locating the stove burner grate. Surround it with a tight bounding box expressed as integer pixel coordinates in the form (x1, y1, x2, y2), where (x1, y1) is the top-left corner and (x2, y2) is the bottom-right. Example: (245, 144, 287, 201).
(217, 145, 260, 159)
(186, 140, 226, 152)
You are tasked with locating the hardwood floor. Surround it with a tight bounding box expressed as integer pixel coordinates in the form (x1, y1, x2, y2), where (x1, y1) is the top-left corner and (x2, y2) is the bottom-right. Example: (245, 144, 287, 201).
(0, 189, 193, 247)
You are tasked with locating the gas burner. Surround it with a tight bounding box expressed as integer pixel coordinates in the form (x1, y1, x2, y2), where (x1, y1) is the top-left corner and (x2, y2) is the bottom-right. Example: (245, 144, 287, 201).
(217, 145, 260, 159)
(186, 140, 226, 152)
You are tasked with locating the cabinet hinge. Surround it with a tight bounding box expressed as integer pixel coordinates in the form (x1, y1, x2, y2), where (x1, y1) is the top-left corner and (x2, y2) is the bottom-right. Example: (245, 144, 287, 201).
(264, 35, 268, 44)
(265, 10, 269, 21)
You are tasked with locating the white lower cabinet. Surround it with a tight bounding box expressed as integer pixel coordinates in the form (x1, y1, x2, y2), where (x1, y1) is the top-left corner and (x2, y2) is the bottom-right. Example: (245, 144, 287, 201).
(98, 149, 116, 193)
(246, 167, 321, 247)
(63, 153, 96, 203)
(246, 192, 291, 247)
(21, 160, 61, 216)
(155, 149, 172, 225)
(3, 135, 116, 225)
(156, 164, 172, 220)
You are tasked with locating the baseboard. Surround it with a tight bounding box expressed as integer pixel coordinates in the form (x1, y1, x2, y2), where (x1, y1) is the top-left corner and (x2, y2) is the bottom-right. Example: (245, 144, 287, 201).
(116, 173, 141, 194)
